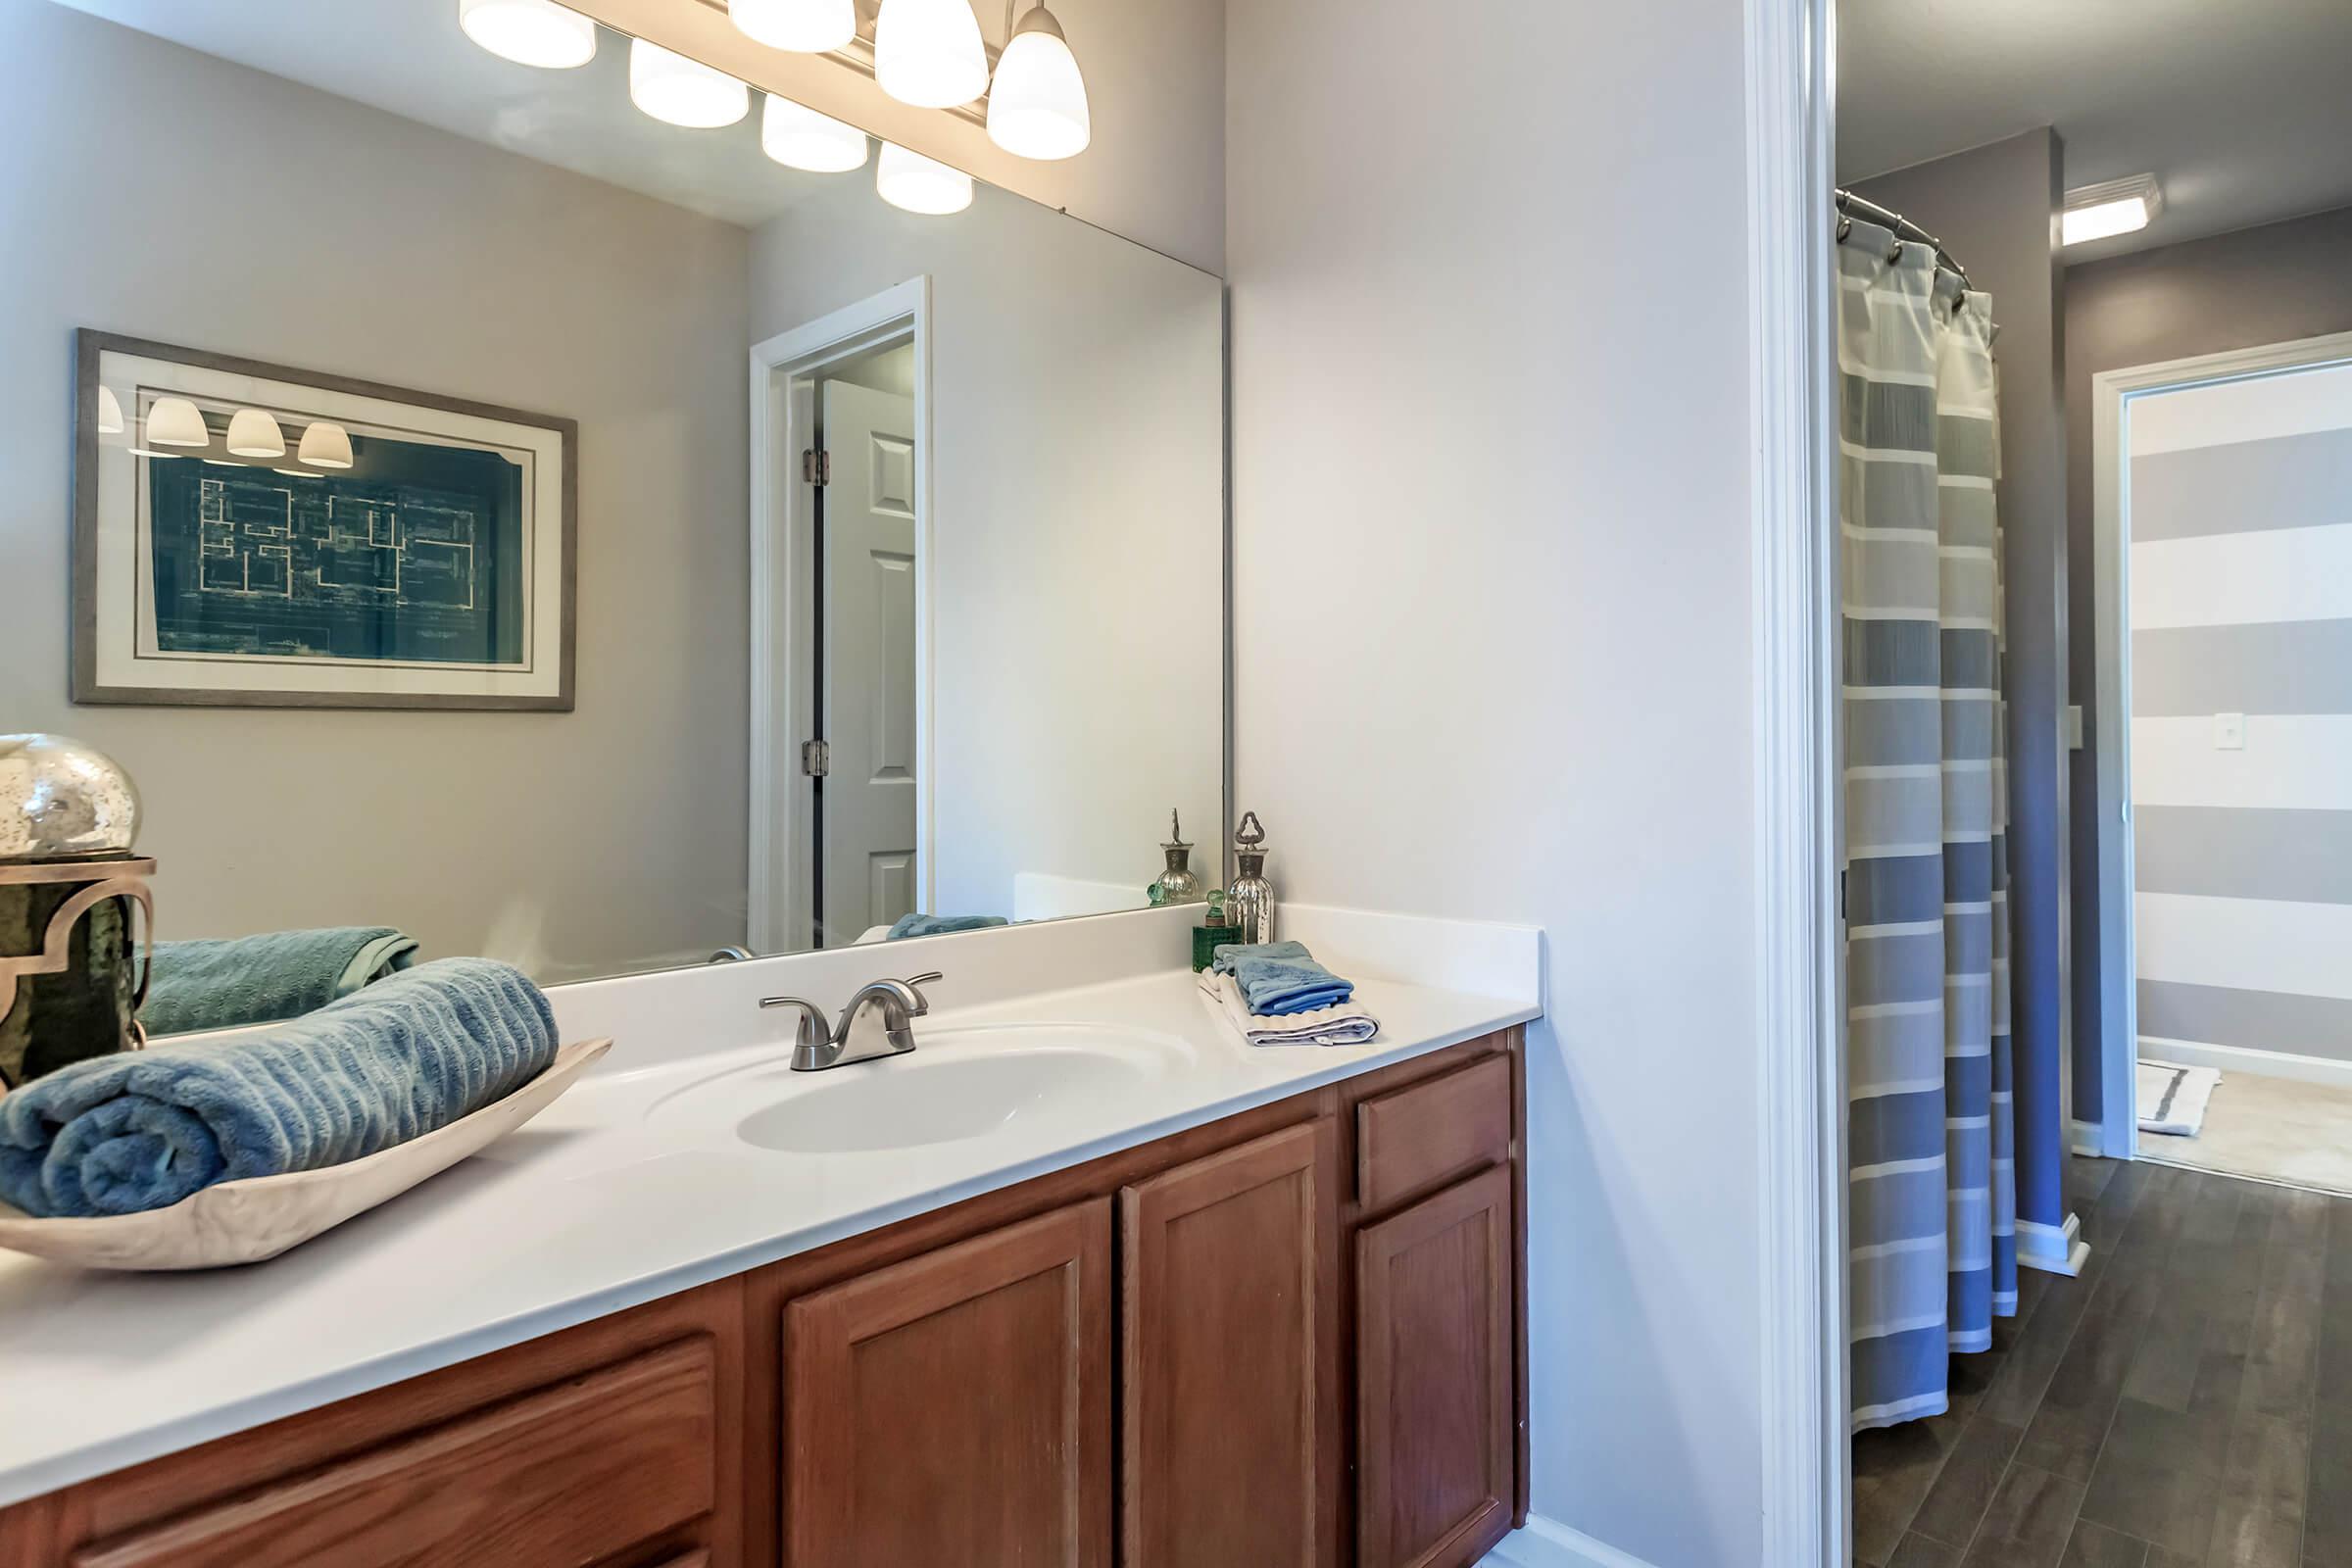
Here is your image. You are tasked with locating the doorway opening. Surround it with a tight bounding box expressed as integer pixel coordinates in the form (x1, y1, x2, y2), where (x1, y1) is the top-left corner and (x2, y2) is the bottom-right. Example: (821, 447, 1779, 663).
(748, 278, 931, 954)
(2092, 331, 2352, 1194)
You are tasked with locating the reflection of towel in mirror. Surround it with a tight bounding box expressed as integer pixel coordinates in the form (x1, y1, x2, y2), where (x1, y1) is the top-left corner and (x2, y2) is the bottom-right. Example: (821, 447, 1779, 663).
(0, 958, 557, 1219)
(141, 927, 420, 1038)
(1196, 971, 1379, 1047)
(887, 914, 1009, 940)
(1208, 940, 1355, 1015)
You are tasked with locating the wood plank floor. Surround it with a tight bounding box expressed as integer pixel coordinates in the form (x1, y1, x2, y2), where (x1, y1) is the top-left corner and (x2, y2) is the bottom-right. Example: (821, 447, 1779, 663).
(1853, 1157, 2352, 1568)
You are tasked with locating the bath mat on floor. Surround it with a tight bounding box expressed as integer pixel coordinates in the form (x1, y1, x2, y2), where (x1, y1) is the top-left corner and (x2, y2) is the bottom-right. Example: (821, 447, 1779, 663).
(2137, 1060, 2221, 1138)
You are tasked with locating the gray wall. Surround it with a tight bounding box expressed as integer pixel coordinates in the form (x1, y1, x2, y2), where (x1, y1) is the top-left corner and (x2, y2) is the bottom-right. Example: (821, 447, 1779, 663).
(2067, 205, 2352, 1092)
(1853, 129, 2076, 1141)
(0, 0, 753, 983)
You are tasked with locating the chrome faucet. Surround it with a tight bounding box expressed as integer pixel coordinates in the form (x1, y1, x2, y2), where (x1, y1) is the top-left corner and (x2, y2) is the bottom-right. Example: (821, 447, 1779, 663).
(760, 972, 943, 1072)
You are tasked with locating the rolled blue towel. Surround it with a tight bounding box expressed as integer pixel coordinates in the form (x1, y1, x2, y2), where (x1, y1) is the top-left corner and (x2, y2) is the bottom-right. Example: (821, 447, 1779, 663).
(0, 958, 557, 1219)
(888, 913, 1008, 940)
(142, 927, 421, 1038)
(1210, 940, 1356, 1017)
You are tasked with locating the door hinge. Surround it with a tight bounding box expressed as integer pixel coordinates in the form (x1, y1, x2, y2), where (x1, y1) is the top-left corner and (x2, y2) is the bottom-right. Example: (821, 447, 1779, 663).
(802, 448, 831, 485)
(800, 739, 830, 778)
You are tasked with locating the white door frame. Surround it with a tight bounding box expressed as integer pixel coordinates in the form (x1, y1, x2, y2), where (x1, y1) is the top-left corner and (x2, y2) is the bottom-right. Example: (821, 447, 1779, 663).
(747, 277, 934, 954)
(1750, 0, 1846, 1561)
(2088, 326, 2352, 1157)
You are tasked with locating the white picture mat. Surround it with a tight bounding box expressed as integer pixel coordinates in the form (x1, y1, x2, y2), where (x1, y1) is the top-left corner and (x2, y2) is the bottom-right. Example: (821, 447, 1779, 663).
(92, 348, 565, 700)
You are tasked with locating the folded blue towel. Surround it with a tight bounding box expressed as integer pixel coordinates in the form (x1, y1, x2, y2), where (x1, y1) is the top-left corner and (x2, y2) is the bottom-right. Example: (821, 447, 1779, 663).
(143, 927, 421, 1038)
(1210, 940, 1356, 1017)
(0, 958, 557, 1219)
(888, 913, 1008, 940)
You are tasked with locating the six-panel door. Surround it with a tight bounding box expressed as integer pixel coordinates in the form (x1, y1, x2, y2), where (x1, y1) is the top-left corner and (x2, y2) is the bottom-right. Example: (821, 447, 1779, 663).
(781, 1200, 1113, 1568)
(1119, 1120, 1339, 1568)
(1354, 1162, 1517, 1568)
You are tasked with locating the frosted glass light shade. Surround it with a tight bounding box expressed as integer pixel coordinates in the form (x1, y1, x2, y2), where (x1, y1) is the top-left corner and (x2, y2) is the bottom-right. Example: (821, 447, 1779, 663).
(298, 422, 356, 470)
(730, 0, 855, 52)
(145, 397, 209, 448)
(876, 142, 973, 215)
(96, 384, 124, 435)
(458, 0, 597, 69)
(987, 7, 1088, 160)
(630, 38, 750, 127)
(224, 408, 287, 459)
(762, 94, 868, 172)
(873, 0, 987, 108)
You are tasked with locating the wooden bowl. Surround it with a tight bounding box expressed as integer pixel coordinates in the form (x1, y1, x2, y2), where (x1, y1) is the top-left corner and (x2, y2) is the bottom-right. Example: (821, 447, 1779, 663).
(0, 1037, 611, 1270)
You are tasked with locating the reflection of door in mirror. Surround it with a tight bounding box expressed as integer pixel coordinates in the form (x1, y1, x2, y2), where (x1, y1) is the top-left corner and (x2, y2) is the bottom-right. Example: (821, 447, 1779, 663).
(817, 374, 919, 947)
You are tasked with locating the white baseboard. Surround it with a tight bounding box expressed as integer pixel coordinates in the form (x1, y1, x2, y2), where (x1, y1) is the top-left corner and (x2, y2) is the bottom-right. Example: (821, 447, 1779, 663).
(1480, 1515, 1663, 1568)
(2138, 1033, 2352, 1093)
(2016, 1212, 2087, 1277)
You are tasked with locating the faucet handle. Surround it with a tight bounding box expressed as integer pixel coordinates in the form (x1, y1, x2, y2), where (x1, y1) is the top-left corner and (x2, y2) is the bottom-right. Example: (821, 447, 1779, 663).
(759, 996, 832, 1054)
(902, 972, 943, 1012)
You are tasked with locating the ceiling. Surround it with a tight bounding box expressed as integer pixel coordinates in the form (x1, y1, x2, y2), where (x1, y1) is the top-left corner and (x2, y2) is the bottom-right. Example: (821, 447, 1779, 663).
(46, 0, 879, 227)
(1837, 0, 2352, 264)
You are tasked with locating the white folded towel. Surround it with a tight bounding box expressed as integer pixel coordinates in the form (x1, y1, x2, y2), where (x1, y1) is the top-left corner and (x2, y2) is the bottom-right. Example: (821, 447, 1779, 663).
(1196, 970, 1380, 1047)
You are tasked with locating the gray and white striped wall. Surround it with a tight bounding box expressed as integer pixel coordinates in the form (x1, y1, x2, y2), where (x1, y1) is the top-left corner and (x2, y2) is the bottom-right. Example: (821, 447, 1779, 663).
(2129, 362, 2352, 1079)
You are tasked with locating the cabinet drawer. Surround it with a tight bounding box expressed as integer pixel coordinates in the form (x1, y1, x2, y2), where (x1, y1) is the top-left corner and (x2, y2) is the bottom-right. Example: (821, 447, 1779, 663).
(1355, 1054, 1510, 1213)
(74, 1338, 718, 1568)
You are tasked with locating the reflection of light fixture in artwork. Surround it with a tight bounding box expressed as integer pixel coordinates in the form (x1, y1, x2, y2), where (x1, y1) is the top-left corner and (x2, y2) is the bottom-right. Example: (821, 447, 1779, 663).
(988, 4, 1089, 160)
(730, 0, 856, 52)
(762, 93, 869, 172)
(144, 397, 209, 448)
(224, 409, 287, 459)
(874, 0, 988, 109)
(96, 385, 124, 435)
(274, 468, 325, 479)
(876, 141, 973, 215)
(629, 38, 750, 127)
(298, 422, 355, 470)
(458, 0, 598, 69)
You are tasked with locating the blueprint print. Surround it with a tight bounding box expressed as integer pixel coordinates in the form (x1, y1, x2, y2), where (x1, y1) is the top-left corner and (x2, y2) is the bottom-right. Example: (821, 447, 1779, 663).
(147, 434, 528, 666)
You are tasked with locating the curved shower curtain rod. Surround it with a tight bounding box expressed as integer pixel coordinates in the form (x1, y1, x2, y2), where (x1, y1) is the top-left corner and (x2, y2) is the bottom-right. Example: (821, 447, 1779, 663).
(1835, 187, 1974, 291)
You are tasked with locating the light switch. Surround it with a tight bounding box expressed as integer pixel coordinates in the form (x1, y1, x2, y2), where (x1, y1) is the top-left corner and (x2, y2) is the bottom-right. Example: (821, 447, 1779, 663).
(2213, 712, 2245, 750)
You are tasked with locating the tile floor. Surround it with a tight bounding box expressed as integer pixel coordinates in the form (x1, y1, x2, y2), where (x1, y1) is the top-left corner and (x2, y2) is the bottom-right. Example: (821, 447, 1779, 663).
(1853, 1157, 2352, 1567)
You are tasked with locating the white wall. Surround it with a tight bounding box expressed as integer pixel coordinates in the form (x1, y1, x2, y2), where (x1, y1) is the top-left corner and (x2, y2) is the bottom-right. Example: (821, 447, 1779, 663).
(748, 176, 1225, 919)
(1226, 2, 1763, 1563)
(571, 0, 1226, 274)
(0, 0, 753, 983)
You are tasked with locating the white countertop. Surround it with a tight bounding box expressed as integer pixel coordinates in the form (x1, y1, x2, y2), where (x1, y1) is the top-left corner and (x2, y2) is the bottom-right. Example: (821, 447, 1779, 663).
(0, 910, 1539, 1509)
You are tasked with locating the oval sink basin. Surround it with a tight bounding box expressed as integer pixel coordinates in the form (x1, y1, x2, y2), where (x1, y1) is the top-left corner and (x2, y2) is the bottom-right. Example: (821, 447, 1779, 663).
(737, 1045, 1157, 1153)
(641, 1023, 1198, 1156)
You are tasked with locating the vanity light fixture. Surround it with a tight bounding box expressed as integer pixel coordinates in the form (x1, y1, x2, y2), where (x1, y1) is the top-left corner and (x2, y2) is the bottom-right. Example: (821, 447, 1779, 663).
(96, 385, 125, 436)
(457, 0, 598, 70)
(144, 397, 210, 449)
(629, 38, 751, 127)
(762, 93, 869, 172)
(874, 0, 988, 109)
(298, 422, 356, 470)
(987, 3, 1088, 160)
(730, 0, 856, 53)
(224, 409, 287, 460)
(876, 141, 973, 214)
(2062, 172, 2162, 247)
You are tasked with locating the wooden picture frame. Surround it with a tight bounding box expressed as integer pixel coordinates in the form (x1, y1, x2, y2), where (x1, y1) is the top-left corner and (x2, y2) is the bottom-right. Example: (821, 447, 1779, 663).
(72, 329, 577, 711)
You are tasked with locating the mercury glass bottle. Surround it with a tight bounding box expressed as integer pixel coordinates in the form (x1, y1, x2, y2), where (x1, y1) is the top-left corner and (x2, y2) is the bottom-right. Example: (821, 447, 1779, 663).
(1225, 811, 1276, 946)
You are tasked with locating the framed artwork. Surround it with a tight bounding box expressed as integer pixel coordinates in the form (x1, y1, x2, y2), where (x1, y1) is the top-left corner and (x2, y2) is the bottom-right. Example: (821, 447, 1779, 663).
(72, 330, 576, 710)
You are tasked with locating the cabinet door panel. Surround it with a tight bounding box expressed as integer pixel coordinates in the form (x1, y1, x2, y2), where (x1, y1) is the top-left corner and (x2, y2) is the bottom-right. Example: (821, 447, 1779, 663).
(783, 1200, 1111, 1568)
(1120, 1121, 1336, 1568)
(71, 1338, 716, 1568)
(1355, 1164, 1514, 1568)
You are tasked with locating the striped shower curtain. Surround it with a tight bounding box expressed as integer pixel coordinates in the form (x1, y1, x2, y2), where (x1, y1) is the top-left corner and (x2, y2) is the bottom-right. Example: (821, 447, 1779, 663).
(1839, 221, 2018, 1431)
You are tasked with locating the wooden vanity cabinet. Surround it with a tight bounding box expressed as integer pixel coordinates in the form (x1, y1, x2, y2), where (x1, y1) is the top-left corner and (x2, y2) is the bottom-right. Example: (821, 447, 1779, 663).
(0, 1027, 1523, 1568)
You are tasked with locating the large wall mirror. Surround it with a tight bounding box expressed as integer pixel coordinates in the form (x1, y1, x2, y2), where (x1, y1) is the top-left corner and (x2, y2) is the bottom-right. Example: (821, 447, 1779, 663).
(0, 0, 1226, 1007)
